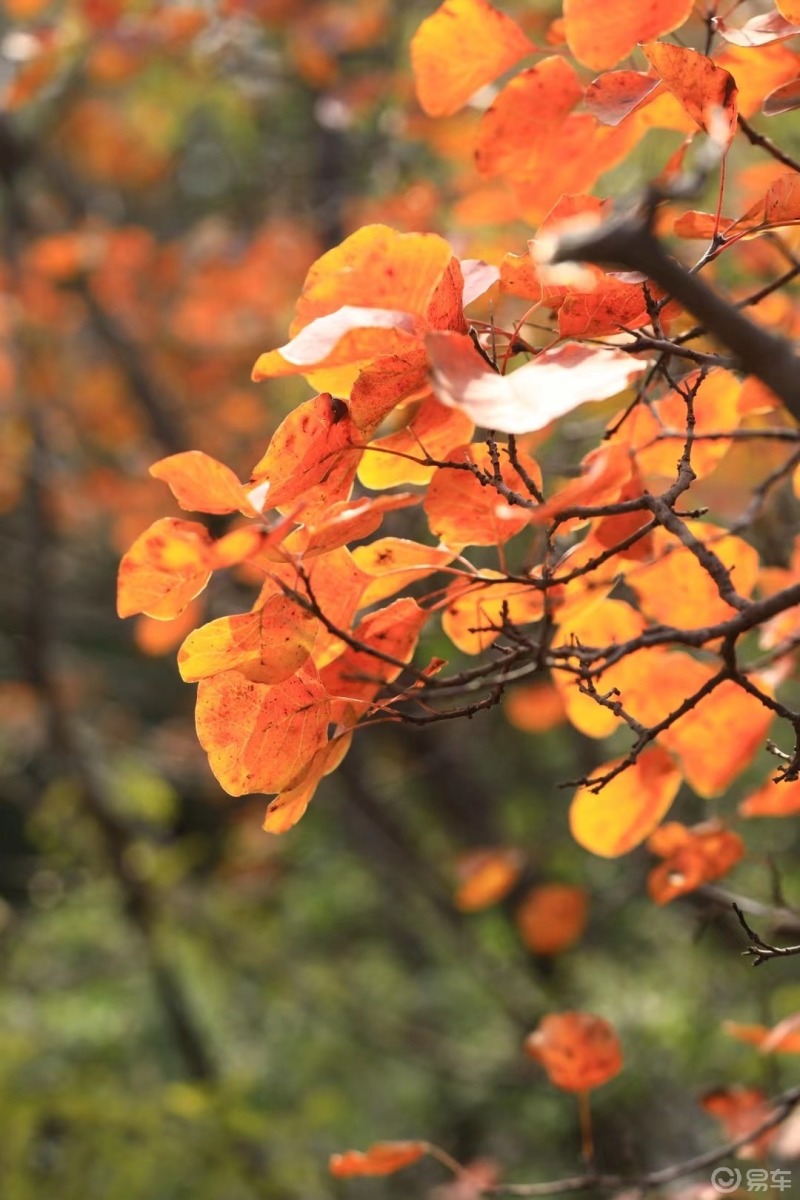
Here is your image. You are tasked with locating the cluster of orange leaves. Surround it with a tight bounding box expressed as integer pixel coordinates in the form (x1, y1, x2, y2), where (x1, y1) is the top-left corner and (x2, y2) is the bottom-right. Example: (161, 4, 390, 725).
(117, 0, 800, 920)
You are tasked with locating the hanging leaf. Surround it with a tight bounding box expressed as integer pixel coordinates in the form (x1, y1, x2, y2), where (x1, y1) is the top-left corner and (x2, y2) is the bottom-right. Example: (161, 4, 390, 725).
(525, 1012, 623, 1092)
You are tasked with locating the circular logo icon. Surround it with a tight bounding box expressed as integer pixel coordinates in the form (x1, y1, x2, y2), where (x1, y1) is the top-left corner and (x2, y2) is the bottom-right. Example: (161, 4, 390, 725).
(711, 1167, 742, 1193)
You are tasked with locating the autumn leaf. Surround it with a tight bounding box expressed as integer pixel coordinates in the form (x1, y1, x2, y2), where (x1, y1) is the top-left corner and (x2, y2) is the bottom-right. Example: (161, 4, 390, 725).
(262, 732, 352, 835)
(717, 11, 800, 49)
(701, 1088, 777, 1159)
(504, 682, 566, 735)
(410, 0, 533, 118)
(427, 332, 649, 435)
(643, 43, 738, 148)
(248, 392, 362, 519)
(739, 774, 800, 818)
(563, 0, 693, 71)
(475, 58, 583, 180)
(195, 665, 331, 796)
(252, 225, 464, 390)
(423, 442, 539, 547)
(584, 71, 661, 126)
(570, 748, 682, 858)
(149, 450, 262, 516)
(357, 394, 474, 490)
(320, 597, 428, 725)
(516, 884, 588, 955)
(117, 517, 214, 620)
(330, 1140, 428, 1177)
(647, 820, 744, 904)
(442, 571, 547, 655)
(178, 593, 318, 685)
(352, 538, 456, 608)
(525, 1012, 623, 1092)
(453, 847, 524, 911)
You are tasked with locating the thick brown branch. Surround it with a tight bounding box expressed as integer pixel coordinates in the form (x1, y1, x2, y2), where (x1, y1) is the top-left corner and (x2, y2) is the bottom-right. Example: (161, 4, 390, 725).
(551, 206, 800, 422)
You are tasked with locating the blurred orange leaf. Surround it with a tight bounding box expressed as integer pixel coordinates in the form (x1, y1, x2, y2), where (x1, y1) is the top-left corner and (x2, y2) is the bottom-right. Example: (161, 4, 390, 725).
(564, 0, 693, 70)
(330, 1140, 428, 1177)
(525, 1012, 623, 1092)
(646, 819, 744, 904)
(410, 0, 533, 118)
(516, 884, 588, 955)
(454, 847, 524, 912)
(739, 774, 800, 817)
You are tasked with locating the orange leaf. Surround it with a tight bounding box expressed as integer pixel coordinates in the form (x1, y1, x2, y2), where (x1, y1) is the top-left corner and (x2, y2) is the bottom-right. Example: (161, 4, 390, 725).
(504, 681, 566, 734)
(776, 0, 800, 20)
(178, 594, 318, 685)
(584, 71, 660, 126)
(475, 58, 583, 179)
(516, 884, 588, 955)
(410, 0, 533, 118)
(564, 0, 693, 70)
(252, 225, 462, 385)
(248, 393, 361, 519)
(716, 42, 799, 117)
(453, 847, 524, 911)
(424, 442, 539, 547)
(300, 493, 419, 557)
(320, 597, 428, 725)
(570, 748, 682, 858)
(556, 269, 657, 339)
(357, 394, 474, 490)
(442, 572, 546, 655)
(195, 666, 331, 796)
(552, 599, 646, 739)
(427, 332, 648, 436)
(627, 523, 760, 628)
(134, 600, 203, 658)
(352, 538, 455, 608)
(622, 368, 745, 482)
(117, 518, 213, 620)
(646, 819, 744, 904)
(263, 732, 352, 834)
(348, 350, 431, 433)
(525, 1012, 623, 1092)
(150, 451, 260, 516)
(330, 1141, 428, 1178)
(660, 678, 773, 798)
(255, 546, 368, 670)
(643, 42, 737, 148)
(739, 774, 800, 817)
(532, 442, 633, 527)
(701, 1087, 777, 1159)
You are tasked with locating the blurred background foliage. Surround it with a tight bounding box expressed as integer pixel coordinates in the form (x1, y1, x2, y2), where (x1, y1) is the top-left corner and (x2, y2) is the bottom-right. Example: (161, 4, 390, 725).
(1, 0, 800, 1196)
